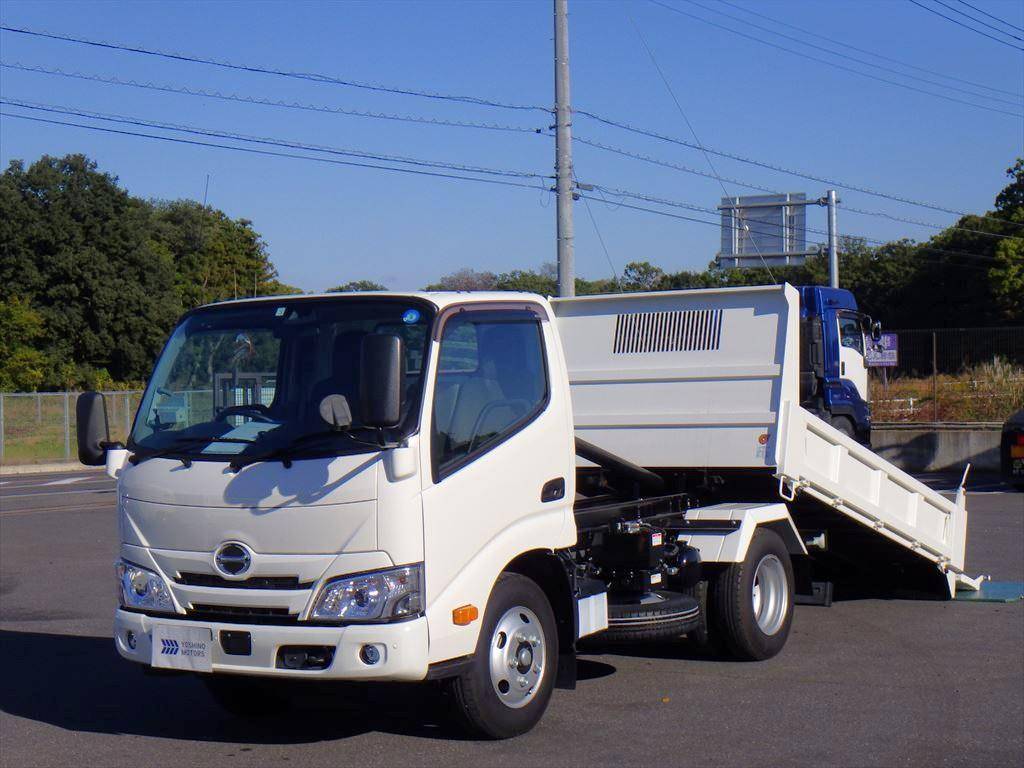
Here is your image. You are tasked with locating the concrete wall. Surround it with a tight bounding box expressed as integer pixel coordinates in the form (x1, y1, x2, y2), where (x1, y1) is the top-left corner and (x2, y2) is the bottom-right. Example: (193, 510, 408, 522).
(872, 425, 1002, 473)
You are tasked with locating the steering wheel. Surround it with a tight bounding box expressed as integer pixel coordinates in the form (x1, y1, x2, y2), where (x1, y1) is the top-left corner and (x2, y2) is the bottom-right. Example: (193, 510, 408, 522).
(215, 404, 274, 423)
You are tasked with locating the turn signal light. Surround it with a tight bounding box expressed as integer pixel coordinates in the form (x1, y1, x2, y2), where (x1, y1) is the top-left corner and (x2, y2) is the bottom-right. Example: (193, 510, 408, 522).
(452, 604, 479, 625)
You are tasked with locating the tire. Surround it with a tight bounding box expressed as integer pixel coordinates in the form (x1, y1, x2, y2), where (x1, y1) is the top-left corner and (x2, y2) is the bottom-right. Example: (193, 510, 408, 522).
(447, 573, 558, 739)
(603, 590, 700, 643)
(707, 528, 794, 661)
(203, 675, 289, 717)
(830, 415, 857, 440)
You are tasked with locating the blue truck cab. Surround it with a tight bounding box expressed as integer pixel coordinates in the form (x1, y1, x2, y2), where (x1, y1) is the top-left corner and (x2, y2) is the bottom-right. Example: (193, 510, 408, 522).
(797, 286, 880, 445)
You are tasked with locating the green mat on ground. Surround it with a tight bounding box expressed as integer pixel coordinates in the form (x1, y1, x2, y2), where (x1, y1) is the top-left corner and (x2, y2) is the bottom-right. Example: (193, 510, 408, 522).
(954, 581, 1024, 602)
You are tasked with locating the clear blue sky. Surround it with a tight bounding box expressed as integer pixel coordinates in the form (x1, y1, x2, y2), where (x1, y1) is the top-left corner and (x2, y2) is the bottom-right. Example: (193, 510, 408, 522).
(1, 0, 1021, 292)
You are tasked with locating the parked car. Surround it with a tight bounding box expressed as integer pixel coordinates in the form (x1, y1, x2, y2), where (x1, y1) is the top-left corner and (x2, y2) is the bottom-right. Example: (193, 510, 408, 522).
(1001, 409, 1024, 491)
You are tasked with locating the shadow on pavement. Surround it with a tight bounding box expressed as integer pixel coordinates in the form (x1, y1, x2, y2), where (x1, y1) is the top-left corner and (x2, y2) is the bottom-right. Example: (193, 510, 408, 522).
(0, 629, 463, 743)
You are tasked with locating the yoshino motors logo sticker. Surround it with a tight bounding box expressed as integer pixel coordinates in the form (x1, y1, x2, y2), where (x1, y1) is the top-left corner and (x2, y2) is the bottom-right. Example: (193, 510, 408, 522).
(161, 639, 179, 655)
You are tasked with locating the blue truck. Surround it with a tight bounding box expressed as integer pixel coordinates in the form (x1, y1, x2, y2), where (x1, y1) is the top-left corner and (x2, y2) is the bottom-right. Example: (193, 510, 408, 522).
(797, 286, 881, 445)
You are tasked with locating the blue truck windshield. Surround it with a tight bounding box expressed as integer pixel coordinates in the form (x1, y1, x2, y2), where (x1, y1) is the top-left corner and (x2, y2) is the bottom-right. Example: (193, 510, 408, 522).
(129, 298, 433, 461)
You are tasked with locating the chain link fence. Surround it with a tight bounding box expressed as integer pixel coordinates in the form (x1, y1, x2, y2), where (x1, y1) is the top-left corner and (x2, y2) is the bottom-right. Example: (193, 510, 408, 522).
(0, 391, 142, 466)
(870, 327, 1024, 424)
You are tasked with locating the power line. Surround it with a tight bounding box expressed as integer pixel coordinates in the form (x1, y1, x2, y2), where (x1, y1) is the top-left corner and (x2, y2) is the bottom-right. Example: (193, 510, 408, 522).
(0, 110, 546, 193)
(906, 0, 1024, 50)
(686, 0, 1023, 107)
(1, 99, 548, 181)
(647, 0, 1024, 114)
(712, 0, 1021, 99)
(0, 25, 552, 112)
(930, 0, 1024, 41)
(576, 192, 997, 270)
(0, 62, 545, 134)
(573, 171, 620, 287)
(952, 0, 1024, 33)
(843, 204, 1022, 240)
(573, 113, 1024, 228)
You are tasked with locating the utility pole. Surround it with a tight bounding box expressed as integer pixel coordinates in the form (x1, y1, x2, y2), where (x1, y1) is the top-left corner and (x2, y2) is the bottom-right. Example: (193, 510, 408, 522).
(554, 0, 575, 297)
(826, 189, 839, 288)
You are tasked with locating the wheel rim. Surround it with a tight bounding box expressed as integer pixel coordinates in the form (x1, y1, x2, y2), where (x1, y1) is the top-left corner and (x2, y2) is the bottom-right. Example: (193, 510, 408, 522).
(488, 606, 546, 709)
(751, 554, 788, 636)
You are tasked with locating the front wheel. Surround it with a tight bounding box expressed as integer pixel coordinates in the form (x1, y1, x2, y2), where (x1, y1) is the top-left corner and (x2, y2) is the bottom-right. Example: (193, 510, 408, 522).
(447, 573, 558, 739)
(707, 528, 794, 660)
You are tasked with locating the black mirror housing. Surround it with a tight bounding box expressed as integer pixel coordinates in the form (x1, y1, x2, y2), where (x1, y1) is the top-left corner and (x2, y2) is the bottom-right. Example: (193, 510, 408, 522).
(871, 321, 883, 342)
(360, 334, 404, 428)
(76, 391, 110, 466)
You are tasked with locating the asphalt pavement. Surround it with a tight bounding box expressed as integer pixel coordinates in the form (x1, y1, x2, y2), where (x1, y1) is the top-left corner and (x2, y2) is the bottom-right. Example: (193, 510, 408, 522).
(1, 470, 1021, 767)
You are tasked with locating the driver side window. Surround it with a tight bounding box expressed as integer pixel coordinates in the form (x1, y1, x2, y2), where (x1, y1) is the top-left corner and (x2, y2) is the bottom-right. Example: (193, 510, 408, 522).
(838, 314, 864, 354)
(432, 310, 547, 479)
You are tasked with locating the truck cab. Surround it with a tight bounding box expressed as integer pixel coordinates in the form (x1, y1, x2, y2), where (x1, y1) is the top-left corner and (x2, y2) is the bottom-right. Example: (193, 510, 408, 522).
(797, 286, 879, 444)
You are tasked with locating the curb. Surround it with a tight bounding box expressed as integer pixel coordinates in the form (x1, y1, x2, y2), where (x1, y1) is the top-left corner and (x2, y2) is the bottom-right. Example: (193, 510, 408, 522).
(0, 462, 104, 476)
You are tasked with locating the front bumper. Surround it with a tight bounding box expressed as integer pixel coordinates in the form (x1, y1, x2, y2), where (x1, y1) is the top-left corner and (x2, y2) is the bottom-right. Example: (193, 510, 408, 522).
(114, 609, 429, 681)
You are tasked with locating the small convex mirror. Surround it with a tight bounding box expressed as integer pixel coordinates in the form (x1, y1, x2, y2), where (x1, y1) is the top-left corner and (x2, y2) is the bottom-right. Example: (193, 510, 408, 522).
(871, 321, 883, 343)
(319, 394, 352, 431)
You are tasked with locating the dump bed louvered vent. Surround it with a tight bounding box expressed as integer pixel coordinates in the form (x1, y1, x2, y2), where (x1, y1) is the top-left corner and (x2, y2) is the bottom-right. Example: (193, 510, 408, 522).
(613, 309, 723, 354)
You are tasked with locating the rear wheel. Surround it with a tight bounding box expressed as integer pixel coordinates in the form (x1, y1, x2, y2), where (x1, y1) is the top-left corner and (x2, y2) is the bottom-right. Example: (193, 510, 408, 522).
(708, 528, 794, 660)
(448, 573, 558, 739)
(831, 415, 857, 440)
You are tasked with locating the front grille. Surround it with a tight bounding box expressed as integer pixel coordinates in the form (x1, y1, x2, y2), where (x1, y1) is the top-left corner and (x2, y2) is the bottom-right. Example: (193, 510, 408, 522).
(187, 604, 299, 625)
(176, 572, 312, 590)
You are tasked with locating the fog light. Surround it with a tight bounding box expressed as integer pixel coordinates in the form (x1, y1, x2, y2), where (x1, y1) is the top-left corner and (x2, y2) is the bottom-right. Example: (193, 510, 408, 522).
(125, 630, 137, 650)
(360, 644, 381, 665)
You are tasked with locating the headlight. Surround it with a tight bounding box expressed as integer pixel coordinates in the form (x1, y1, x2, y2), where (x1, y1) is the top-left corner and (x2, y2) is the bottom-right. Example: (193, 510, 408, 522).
(310, 564, 423, 622)
(115, 560, 174, 614)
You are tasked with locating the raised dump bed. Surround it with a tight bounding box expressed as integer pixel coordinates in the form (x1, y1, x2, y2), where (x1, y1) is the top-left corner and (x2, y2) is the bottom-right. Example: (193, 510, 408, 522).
(551, 285, 982, 597)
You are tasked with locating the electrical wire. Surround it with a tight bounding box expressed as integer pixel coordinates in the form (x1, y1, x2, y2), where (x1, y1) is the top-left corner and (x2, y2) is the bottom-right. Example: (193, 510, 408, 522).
(0, 62, 545, 134)
(0, 111, 547, 192)
(646, 1, 1024, 113)
(681, 0, 1023, 107)
(0, 25, 552, 112)
(906, 0, 1024, 50)
(629, 12, 776, 280)
(952, 0, 1024, 34)
(572, 114, 1024, 229)
(712, 0, 1022, 98)
(573, 171, 621, 287)
(929, 0, 1024, 41)
(0, 99, 548, 181)
(576, 193, 997, 270)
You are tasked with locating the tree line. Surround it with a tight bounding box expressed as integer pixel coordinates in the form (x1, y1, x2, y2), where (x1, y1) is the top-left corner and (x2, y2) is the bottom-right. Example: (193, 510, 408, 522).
(0, 154, 298, 391)
(1, 154, 1021, 392)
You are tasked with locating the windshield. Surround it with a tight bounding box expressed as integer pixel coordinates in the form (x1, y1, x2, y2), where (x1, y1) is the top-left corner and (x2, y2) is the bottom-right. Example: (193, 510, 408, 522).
(130, 297, 433, 461)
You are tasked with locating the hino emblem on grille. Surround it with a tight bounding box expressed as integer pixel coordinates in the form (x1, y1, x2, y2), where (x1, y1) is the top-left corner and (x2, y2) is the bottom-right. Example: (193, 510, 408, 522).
(214, 542, 252, 577)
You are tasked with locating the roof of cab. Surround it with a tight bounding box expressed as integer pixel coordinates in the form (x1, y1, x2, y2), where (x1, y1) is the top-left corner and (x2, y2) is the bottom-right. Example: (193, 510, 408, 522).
(196, 291, 551, 312)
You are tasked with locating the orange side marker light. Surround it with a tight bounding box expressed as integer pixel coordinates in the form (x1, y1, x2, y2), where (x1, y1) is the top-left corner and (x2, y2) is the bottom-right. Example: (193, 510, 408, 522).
(452, 604, 479, 625)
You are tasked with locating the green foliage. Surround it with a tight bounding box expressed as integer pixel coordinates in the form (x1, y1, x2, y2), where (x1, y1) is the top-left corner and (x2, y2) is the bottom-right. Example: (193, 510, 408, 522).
(328, 280, 388, 292)
(149, 200, 299, 307)
(0, 296, 48, 390)
(0, 154, 297, 391)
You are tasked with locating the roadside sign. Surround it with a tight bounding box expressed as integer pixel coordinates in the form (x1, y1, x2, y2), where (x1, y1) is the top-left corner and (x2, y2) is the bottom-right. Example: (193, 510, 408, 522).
(866, 333, 898, 367)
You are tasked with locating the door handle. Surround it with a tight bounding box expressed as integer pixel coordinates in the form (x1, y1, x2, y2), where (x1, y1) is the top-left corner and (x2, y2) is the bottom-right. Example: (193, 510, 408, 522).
(541, 477, 566, 503)
(840, 361, 846, 376)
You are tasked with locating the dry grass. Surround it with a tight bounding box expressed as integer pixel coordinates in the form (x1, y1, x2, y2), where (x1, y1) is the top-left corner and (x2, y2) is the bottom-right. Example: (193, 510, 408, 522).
(871, 358, 1024, 423)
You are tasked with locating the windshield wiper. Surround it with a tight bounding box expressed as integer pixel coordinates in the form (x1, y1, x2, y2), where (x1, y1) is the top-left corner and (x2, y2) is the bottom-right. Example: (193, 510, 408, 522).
(228, 429, 391, 471)
(129, 435, 253, 467)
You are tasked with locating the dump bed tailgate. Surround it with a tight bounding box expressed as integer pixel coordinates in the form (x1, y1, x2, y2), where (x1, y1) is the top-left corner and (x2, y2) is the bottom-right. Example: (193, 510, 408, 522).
(775, 401, 980, 597)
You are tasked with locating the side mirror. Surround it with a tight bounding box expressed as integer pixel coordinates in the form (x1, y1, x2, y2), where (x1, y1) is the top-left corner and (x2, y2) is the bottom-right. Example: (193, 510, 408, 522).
(76, 391, 110, 466)
(360, 334, 404, 428)
(871, 321, 883, 343)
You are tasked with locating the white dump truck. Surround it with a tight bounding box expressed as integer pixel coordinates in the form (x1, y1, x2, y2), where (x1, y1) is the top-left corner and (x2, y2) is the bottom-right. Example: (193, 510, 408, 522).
(76, 284, 981, 738)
